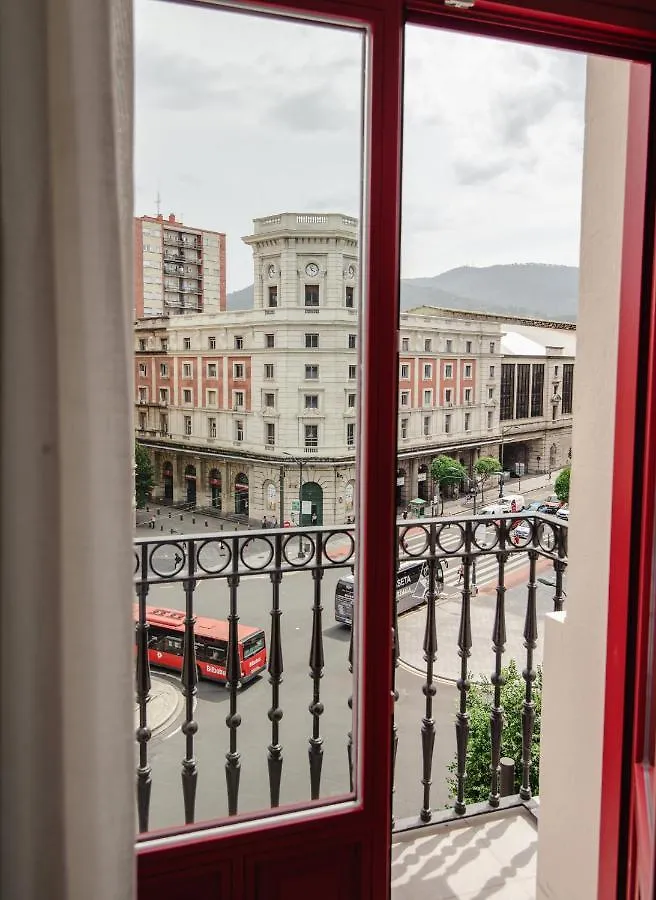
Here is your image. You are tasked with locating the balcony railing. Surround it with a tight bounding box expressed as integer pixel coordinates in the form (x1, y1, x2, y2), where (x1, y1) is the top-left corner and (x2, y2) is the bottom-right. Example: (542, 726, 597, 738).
(133, 512, 567, 836)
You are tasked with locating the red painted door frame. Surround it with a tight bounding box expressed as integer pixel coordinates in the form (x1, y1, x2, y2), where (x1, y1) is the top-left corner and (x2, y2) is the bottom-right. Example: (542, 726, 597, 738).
(135, 2, 656, 898)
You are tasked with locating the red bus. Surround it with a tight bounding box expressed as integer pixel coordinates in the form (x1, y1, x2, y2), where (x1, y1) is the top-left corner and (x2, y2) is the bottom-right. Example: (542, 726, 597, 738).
(134, 604, 267, 685)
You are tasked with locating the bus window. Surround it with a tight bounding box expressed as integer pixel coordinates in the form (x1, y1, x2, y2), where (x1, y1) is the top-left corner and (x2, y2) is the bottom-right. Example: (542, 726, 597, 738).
(205, 642, 227, 664)
(164, 635, 183, 655)
(243, 633, 265, 659)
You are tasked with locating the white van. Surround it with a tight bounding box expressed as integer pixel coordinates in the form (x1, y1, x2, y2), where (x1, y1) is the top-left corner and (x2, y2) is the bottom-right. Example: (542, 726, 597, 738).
(502, 494, 525, 512)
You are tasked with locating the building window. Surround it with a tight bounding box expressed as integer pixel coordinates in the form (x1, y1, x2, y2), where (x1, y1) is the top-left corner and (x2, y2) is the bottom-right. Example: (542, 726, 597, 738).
(305, 365, 319, 380)
(268, 286, 278, 308)
(552, 405, 558, 421)
(490, 342, 495, 354)
(465, 388, 472, 402)
(423, 363, 432, 379)
(305, 394, 319, 409)
(487, 411, 493, 430)
(160, 363, 168, 377)
(531, 365, 545, 417)
(445, 388, 452, 404)
(234, 391, 244, 408)
(304, 424, 318, 448)
(235, 420, 244, 442)
(265, 333, 275, 349)
(400, 391, 409, 407)
(160, 414, 168, 435)
(446, 339, 452, 352)
(562, 363, 574, 414)
(208, 336, 216, 349)
(347, 393, 356, 408)
(184, 415, 192, 436)
(183, 389, 192, 403)
(401, 337, 410, 352)
(139, 363, 147, 376)
(464, 412, 471, 431)
(346, 423, 355, 447)
(345, 286, 354, 308)
(400, 364, 409, 379)
(554, 365, 559, 377)
(183, 363, 192, 378)
(400, 418, 408, 439)
(208, 417, 217, 438)
(444, 414, 451, 434)
(207, 389, 217, 407)
(138, 339, 146, 351)
(264, 392, 275, 408)
(464, 364, 472, 378)
(160, 338, 168, 351)
(235, 336, 244, 350)
(423, 415, 431, 436)
(500, 363, 515, 421)
(184, 337, 191, 350)
(266, 423, 275, 446)
(138, 412, 146, 430)
(264, 363, 275, 379)
(348, 333, 356, 349)
(488, 387, 494, 400)
(207, 363, 217, 378)
(159, 388, 168, 403)
(305, 284, 320, 307)
(515, 363, 530, 418)
(423, 389, 432, 406)
(445, 364, 453, 379)
(489, 365, 495, 378)
(138, 386, 147, 403)
(424, 339, 432, 352)
(305, 333, 319, 349)
(348, 365, 357, 380)
(233, 363, 245, 379)
(466, 341, 472, 353)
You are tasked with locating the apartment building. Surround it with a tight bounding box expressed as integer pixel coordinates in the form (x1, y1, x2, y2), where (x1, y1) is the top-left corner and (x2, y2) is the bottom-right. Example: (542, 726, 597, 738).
(135, 213, 575, 524)
(134, 213, 226, 318)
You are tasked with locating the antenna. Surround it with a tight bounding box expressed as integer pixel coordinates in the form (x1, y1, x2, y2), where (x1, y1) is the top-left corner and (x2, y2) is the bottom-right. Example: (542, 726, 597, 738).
(155, 191, 161, 216)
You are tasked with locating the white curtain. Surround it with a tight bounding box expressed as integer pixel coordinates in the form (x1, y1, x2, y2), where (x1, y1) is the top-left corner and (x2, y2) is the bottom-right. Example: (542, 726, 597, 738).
(0, 0, 135, 897)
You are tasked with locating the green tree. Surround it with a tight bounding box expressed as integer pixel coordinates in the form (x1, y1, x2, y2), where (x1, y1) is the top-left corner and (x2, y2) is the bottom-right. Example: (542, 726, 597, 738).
(135, 441, 154, 509)
(448, 659, 543, 805)
(554, 465, 571, 503)
(430, 455, 467, 513)
(473, 455, 502, 503)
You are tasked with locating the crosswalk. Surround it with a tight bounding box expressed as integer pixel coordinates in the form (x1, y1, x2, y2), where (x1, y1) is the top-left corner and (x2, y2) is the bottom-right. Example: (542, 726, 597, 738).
(398, 525, 531, 595)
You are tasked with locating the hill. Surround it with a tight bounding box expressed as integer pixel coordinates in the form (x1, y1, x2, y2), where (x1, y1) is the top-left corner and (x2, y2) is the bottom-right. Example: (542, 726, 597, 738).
(227, 263, 579, 320)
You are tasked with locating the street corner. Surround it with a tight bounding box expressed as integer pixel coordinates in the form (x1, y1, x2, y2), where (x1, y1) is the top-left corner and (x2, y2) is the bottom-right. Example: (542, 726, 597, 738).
(135, 673, 184, 741)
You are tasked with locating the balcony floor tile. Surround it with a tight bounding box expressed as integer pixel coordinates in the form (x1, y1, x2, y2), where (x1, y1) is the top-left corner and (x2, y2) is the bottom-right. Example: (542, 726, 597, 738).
(392, 807, 537, 900)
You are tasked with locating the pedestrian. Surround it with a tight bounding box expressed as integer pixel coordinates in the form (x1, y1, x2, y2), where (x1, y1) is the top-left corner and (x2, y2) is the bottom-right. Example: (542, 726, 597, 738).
(272, 517, 278, 528)
(311, 511, 318, 526)
(402, 509, 408, 521)
(149, 515, 156, 529)
(262, 516, 268, 529)
(457, 563, 464, 583)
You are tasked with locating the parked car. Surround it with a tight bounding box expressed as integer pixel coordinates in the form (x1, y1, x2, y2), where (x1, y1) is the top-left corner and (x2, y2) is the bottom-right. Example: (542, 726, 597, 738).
(511, 521, 532, 542)
(537, 501, 561, 515)
(556, 506, 570, 520)
(526, 501, 544, 511)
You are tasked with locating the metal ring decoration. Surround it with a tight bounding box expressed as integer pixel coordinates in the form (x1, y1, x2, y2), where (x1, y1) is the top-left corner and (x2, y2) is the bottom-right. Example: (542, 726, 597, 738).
(436, 521, 465, 554)
(240, 535, 274, 571)
(537, 520, 559, 554)
(507, 516, 532, 550)
(134, 550, 141, 576)
(398, 524, 429, 557)
(322, 530, 356, 565)
(472, 519, 500, 551)
(196, 538, 233, 575)
(148, 540, 187, 579)
(282, 533, 316, 567)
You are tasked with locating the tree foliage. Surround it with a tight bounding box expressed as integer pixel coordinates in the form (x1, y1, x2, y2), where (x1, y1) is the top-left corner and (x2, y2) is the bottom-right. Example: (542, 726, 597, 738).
(554, 465, 570, 503)
(431, 455, 467, 488)
(448, 659, 543, 805)
(135, 441, 154, 509)
(473, 456, 502, 503)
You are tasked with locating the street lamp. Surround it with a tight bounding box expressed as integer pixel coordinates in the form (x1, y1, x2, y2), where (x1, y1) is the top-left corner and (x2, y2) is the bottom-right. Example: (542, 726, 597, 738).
(283, 451, 305, 558)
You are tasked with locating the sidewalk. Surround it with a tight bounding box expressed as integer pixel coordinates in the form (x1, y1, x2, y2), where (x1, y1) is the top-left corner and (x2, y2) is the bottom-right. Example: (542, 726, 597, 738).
(423, 468, 563, 520)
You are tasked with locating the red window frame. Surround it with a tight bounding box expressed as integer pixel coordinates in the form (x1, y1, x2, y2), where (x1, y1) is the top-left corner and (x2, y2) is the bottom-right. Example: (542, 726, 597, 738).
(136, 3, 656, 899)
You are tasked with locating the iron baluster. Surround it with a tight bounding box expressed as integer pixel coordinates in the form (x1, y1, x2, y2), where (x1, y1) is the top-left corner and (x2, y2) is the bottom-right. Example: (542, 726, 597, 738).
(308, 535, 325, 800)
(553, 553, 567, 612)
(420, 529, 440, 822)
(521, 548, 539, 800)
(454, 523, 473, 815)
(135, 542, 152, 833)
(225, 536, 242, 815)
(391, 551, 401, 826)
(347, 623, 354, 793)
(180, 539, 198, 824)
(489, 527, 509, 808)
(267, 531, 284, 807)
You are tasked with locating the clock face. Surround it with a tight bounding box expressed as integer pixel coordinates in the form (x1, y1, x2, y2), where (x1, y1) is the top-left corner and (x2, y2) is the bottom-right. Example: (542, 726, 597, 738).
(347, 264, 355, 279)
(305, 262, 319, 277)
(267, 263, 276, 278)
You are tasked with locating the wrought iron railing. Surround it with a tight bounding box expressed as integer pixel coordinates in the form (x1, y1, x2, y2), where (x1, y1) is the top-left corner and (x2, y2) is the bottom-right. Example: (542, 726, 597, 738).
(134, 512, 567, 835)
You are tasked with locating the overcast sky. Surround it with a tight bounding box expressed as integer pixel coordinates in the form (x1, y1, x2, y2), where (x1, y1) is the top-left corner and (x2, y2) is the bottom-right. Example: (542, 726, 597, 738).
(135, 0, 586, 292)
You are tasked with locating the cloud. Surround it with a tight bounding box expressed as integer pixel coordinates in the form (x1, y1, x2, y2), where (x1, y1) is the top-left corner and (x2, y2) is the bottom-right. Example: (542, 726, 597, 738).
(453, 157, 511, 186)
(494, 82, 567, 148)
(270, 87, 352, 134)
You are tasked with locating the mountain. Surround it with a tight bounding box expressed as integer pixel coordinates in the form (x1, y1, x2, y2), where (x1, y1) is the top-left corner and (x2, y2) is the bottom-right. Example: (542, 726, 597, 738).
(226, 263, 579, 321)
